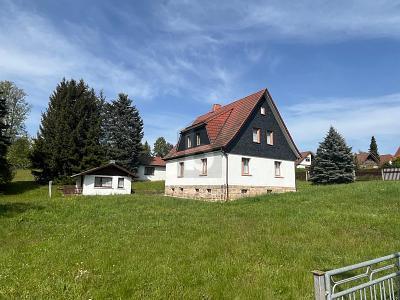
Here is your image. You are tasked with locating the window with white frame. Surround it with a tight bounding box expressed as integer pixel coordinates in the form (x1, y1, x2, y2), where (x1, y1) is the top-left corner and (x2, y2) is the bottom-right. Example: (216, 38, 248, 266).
(201, 158, 207, 175)
(94, 176, 112, 188)
(242, 158, 250, 175)
(266, 130, 274, 145)
(144, 166, 155, 175)
(252, 128, 261, 143)
(274, 161, 281, 177)
(196, 133, 201, 146)
(178, 162, 184, 177)
(187, 136, 192, 148)
(260, 107, 266, 115)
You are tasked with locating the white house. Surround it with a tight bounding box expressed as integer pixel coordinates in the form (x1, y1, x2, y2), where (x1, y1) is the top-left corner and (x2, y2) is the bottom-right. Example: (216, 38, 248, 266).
(71, 162, 134, 195)
(163, 88, 301, 201)
(296, 151, 313, 169)
(137, 156, 166, 181)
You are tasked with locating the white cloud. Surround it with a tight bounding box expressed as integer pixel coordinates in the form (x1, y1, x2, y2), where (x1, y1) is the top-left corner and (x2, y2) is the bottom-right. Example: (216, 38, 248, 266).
(283, 93, 400, 154)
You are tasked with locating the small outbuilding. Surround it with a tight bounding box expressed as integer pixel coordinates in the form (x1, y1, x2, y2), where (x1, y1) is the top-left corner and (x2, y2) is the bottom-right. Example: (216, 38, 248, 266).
(137, 156, 166, 181)
(71, 161, 135, 196)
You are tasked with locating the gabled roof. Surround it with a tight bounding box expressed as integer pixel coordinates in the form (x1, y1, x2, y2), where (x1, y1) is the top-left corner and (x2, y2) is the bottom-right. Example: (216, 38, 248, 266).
(395, 147, 400, 158)
(380, 154, 393, 165)
(71, 162, 136, 178)
(148, 156, 166, 167)
(164, 88, 300, 160)
(356, 152, 379, 165)
(296, 151, 313, 165)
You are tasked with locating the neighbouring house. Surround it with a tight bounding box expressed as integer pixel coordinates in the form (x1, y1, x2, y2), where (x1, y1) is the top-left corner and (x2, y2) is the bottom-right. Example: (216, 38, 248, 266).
(163, 88, 301, 201)
(71, 161, 135, 195)
(296, 151, 313, 169)
(355, 152, 393, 168)
(137, 156, 166, 181)
(395, 147, 400, 159)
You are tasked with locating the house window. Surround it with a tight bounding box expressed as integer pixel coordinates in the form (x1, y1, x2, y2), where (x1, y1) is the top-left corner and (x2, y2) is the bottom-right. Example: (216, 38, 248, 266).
(252, 128, 261, 143)
(266, 130, 274, 145)
(144, 166, 155, 175)
(196, 133, 201, 146)
(260, 107, 266, 115)
(305, 157, 310, 162)
(94, 176, 112, 188)
(118, 178, 124, 188)
(201, 158, 207, 175)
(275, 161, 281, 177)
(187, 136, 192, 148)
(178, 162, 184, 177)
(242, 158, 250, 175)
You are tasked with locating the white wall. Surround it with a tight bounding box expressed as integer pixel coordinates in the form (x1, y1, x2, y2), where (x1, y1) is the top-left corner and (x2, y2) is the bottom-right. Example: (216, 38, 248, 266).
(77, 175, 132, 195)
(297, 153, 312, 169)
(137, 165, 166, 181)
(227, 154, 296, 188)
(166, 151, 295, 189)
(165, 151, 225, 186)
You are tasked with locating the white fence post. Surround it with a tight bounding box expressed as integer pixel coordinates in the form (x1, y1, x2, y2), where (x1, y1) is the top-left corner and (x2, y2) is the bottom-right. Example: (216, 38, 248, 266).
(49, 180, 52, 198)
(312, 270, 327, 300)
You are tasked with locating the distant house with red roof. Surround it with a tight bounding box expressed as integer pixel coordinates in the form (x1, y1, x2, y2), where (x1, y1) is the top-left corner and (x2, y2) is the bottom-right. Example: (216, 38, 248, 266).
(395, 147, 400, 159)
(296, 151, 313, 169)
(355, 152, 394, 168)
(137, 156, 166, 181)
(163, 88, 301, 200)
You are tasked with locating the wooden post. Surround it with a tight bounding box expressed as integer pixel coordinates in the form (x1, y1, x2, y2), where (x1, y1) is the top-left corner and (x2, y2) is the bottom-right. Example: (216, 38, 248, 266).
(49, 181, 52, 198)
(312, 270, 327, 300)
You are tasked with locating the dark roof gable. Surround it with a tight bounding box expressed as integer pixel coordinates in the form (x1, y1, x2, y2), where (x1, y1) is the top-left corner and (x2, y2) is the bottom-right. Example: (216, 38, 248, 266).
(164, 88, 300, 160)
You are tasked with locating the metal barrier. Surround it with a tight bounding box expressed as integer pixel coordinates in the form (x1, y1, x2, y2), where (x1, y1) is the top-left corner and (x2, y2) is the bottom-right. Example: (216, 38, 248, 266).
(312, 253, 400, 299)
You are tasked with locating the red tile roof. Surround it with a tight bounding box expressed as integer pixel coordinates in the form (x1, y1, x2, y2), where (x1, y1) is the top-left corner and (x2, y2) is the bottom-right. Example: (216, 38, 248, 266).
(148, 156, 166, 167)
(164, 88, 300, 160)
(296, 151, 312, 165)
(395, 147, 400, 158)
(356, 152, 393, 166)
(380, 154, 393, 165)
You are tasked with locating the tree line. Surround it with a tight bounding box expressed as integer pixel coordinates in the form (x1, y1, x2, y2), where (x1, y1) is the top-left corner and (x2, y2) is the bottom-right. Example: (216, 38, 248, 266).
(0, 79, 174, 185)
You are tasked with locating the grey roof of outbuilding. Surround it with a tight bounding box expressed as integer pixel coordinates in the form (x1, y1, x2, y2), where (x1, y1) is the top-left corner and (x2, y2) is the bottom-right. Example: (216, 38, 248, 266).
(71, 162, 136, 178)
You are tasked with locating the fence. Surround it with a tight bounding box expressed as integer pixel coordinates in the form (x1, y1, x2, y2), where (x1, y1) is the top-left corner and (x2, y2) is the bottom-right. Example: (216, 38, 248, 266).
(382, 168, 400, 181)
(312, 253, 400, 299)
(62, 185, 82, 196)
(355, 169, 382, 181)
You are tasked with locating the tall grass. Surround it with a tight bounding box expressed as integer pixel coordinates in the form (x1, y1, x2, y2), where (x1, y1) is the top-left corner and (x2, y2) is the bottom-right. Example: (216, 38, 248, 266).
(0, 172, 399, 299)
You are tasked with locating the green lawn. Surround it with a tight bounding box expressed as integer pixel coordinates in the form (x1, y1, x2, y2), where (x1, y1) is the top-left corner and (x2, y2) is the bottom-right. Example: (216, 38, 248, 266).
(1, 171, 399, 299)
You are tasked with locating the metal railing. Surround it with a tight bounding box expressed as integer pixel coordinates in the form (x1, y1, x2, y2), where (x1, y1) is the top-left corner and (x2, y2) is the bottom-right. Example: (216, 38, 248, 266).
(313, 253, 400, 299)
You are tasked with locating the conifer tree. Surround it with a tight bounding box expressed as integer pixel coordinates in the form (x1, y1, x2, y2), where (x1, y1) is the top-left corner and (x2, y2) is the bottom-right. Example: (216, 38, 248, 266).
(153, 137, 173, 157)
(31, 79, 104, 183)
(0, 91, 12, 184)
(310, 127, 355, 184)
(102, 93, 143, 172)
(138, 141, 152, 165)
(368, 136, 380, 161)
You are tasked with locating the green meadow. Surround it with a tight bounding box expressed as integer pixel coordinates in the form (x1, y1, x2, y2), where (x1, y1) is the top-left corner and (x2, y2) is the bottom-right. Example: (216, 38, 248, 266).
(1, 171, 399, 299)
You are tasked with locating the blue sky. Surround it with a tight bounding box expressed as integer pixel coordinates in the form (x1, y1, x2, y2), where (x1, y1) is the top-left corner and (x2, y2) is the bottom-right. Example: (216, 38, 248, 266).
(1, 0, 399, 155)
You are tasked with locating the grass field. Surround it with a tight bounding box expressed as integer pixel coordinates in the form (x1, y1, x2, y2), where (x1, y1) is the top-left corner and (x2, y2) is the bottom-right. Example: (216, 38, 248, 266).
(1, 171, 399, 299)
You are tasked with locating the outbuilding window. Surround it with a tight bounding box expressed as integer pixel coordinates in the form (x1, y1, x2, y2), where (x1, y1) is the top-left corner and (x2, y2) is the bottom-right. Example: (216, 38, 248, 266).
(144, 166, 155, 175)
(94, 176, 112, 188)
(118, 178, 124, 188)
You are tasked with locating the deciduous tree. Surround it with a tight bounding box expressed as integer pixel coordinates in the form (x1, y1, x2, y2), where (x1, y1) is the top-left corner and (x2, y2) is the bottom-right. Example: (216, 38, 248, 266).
(0, 91, 12, 184)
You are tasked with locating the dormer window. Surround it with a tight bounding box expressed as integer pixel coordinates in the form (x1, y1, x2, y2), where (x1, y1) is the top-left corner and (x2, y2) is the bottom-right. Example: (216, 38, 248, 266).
(196, 133, 201, 146)
(261, 107, 266, 115)
(187, 136, 192, 148)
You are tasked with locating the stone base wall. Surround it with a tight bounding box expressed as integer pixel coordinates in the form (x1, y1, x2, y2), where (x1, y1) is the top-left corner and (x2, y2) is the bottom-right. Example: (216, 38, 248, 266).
(165, 185, 296, 201)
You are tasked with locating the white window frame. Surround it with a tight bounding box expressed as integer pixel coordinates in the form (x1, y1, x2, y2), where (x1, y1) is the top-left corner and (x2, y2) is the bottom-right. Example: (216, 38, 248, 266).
(187, 136, 192, 148)
(94, 176, 112, 188)
(260, 107, 266, 115)
(274, 161, 282, 177)
(117, 177, 124, 188)
(200, 158, 207, 175)
(196, 133, 201, 146)
(266, 130, 274, 145)
(252, 128, 261, 143)
(242, 157, 250, 175)
(178, 162, 184, 177)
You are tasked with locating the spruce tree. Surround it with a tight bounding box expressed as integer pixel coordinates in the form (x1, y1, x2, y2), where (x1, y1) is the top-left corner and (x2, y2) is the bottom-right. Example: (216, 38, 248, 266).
(153, 137, 173, 157)
(310, 127, 355, 184)
(368, 136, 380, 161)
(102, 93, 143, 172)
(0, 91, 12, 184)
(138, 141, 152, 165)
(31, 79, 104, 183)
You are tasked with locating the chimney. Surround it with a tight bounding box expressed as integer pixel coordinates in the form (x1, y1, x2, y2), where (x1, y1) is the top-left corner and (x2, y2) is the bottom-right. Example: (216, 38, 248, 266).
(212, 104, 222, 112)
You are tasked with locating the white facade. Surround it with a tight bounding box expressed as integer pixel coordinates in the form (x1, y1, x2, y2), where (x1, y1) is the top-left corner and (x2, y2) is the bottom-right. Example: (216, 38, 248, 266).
(297, 153, 312, 169)
(76, 174, 132, 196)
(137, 165, 166, 181)
(165, 151, 296, 189)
